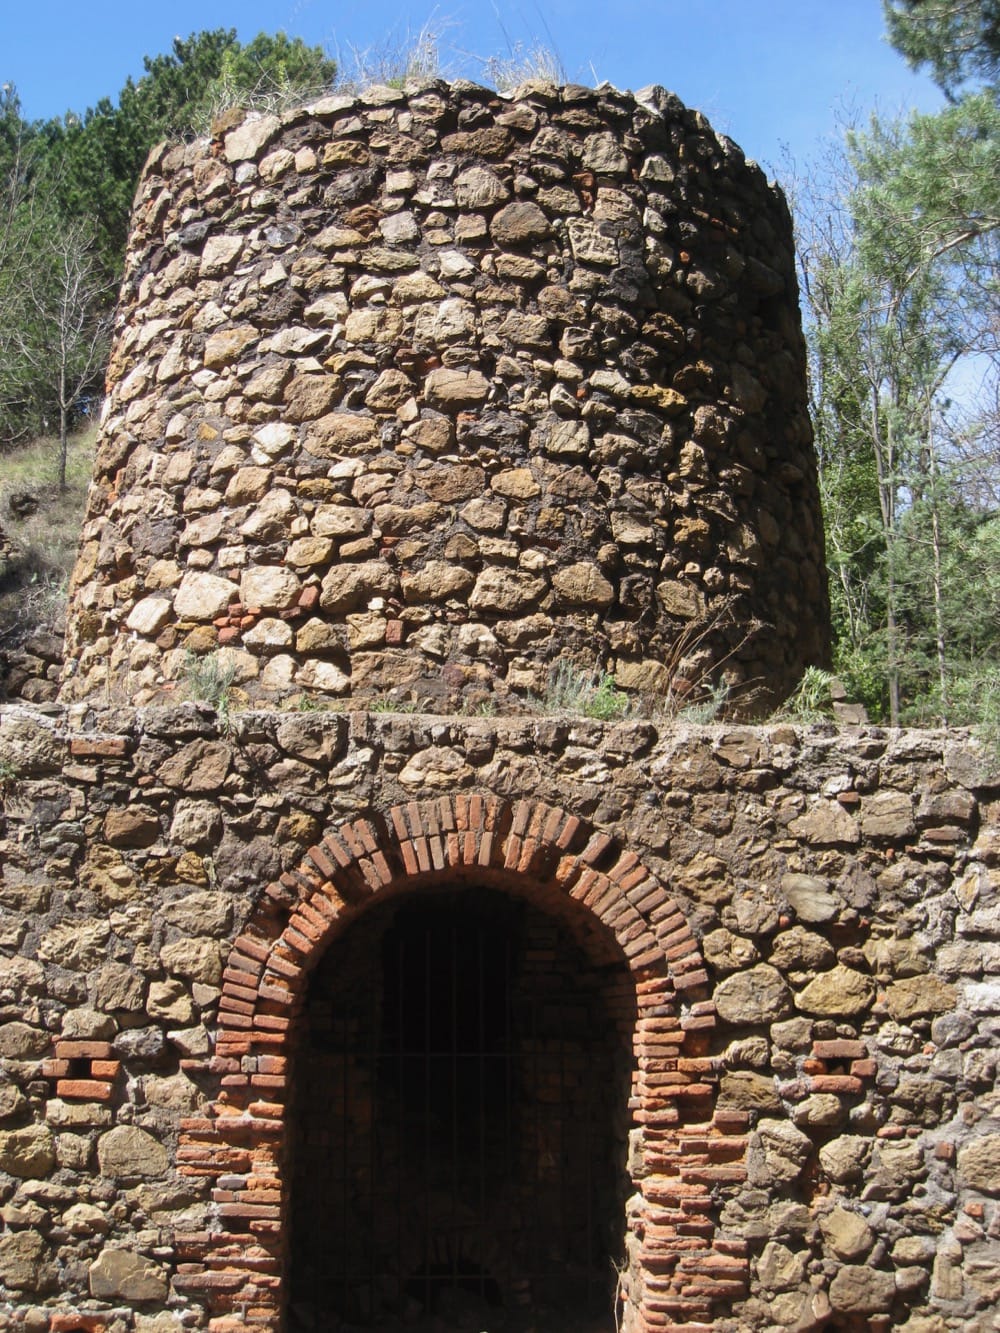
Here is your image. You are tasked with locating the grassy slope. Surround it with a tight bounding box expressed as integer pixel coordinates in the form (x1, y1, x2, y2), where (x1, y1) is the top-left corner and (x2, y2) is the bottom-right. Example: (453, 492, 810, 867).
(0, 427, 96, 654)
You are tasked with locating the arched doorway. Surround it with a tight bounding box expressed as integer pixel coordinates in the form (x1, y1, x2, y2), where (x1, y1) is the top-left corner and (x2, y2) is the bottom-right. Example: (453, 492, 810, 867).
(179, 796, 745, 1332)
(288, 881, 635, 1330)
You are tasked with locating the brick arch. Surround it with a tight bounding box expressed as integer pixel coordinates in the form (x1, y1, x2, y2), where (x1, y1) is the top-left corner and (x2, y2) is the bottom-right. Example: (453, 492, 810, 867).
(177, 796, 749, 1332)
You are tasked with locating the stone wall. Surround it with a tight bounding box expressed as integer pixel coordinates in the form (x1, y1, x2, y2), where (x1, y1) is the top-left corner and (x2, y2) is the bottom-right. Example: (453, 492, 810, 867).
(60, 79, 827, 716)
(1, 701, 998, 1331)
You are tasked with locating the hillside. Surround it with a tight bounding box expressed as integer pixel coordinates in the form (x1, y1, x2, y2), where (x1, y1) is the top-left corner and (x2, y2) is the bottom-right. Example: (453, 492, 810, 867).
(0, 427, 94, 700)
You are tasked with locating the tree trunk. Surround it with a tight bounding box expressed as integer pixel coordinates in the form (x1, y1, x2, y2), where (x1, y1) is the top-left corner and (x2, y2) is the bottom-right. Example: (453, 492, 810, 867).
(58, 361, 68, 491)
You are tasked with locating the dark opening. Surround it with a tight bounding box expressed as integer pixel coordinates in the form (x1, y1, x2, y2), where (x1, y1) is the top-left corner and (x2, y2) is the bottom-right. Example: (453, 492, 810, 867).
(288, 884, 632, 1332)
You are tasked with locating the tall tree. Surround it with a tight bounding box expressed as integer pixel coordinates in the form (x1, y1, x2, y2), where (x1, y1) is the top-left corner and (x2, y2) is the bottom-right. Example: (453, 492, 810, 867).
(0, 85, 50, 445)
(0, 30, 336, 445)
(884, 0, 1000, 97)
(796, 113, 1000, 724)
(12, 220, 111, 487)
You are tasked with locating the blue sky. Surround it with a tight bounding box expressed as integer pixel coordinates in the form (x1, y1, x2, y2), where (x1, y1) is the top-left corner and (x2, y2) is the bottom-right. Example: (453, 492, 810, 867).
(3, 0, 943, 172)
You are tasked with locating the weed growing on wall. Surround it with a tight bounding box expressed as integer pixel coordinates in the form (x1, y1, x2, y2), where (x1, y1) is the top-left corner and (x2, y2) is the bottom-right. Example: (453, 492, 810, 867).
(531, 661, 630, 720)
(776, 666, 837, 722)
(183, 651, 238, 728)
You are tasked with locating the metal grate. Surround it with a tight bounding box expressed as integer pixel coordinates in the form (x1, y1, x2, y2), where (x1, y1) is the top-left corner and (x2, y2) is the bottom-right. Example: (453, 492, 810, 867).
(289, 886, 623, 1330)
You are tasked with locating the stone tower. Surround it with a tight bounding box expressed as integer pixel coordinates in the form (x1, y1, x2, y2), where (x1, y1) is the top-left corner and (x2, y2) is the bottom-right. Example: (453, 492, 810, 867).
(8, 81, 987, 1333)
(60, 78, 828, 716)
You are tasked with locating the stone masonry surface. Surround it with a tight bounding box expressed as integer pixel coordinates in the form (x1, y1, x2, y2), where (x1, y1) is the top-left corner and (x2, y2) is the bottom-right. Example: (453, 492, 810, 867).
(58, 78, 827, 715)
(0, 702, 998, 1331)
(2, 73, 995, 1333)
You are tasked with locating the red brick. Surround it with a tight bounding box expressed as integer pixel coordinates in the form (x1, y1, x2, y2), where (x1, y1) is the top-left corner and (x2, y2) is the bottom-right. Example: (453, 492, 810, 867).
(554, 812, 582, 850)
(218, 1202, 281, 1219)
(174, 1270, 248, 1292)
(232, 934, 272, 963)
(812, 1038, 867, 1060)
(320, 834, 353, 870)
(809, 1074, 863, 1094)
(222, 980, 260, 1004)
(254, 1014, 291, 1033)
(55, 1040, 113, 1059)
(674, 971, 711, 993)
(56, 1079, 113, 1100)
(69, 736, 127, 758)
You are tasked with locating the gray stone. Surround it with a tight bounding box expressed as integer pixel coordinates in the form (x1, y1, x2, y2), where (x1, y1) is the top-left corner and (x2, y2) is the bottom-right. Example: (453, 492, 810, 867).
(747, 1119, 812, 1186)
(90, 1247, 169, 1301)
(0, 1125, 56, 1178)
(320, 560, 398, 613)
(829, 1264, 896, 1315)
(703, 928, 760, 975)
(0, 1082, 26, 1120)
(819, 1206, 875, 1259)
(957, 1134, 1000, 1195)
(0, 1020, 49, 1058)
(551, 562, 615, 608)
(160, 937, 223, 985)
(768, 926, 835, 973)
(715, 964, 792, 1025)
(169, 800, 223, 850)
(886, 975, 957, 1021)
(454, 166, 508, 207)
(174, 572, 236, 621)
(401, 560, 476, 603)
(126, 596, 171, 635)
(720, 1071, 781, 1111)
(490, 202, 550, 246)
(0, 1229, 54, 1291)
(795, 964, 875, 1017)
(104, 804, 161, 848)
(399, 748, 473, 790)
(423, 368, 490, 408)
(756, 1240, 807, 1291)
(861, 791, 916, 839)
(224, 114, 280, 162)
(819, 1135, 870, 1183)
(469, 568, 546, 614)
(240, 565, 301, 612)
(60, 1008, 115, 1040)
(157, 740, 232, 792)
(97, 1125, 169, 1179)
(781, 872, 837, 923)
(788, 801, 860, 845)
(161, 890, 231, 935)
(95, 963, 147, 1012)
(582, 131, 629, 173)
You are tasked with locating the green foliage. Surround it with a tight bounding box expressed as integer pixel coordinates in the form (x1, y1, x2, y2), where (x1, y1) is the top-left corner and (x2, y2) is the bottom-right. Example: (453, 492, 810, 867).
(778, 667, 837, 722)
(183, 651, 237, 725)
(797, 86, 1000, 727)
(368, 696, 420, 713)
(533, 662, 629, 720)
(847, 95, 1000, 289)
(0, 29, 335, 447)
(673, 681, 730, 724)
(884, 0, 1000, 97)
(0, 427, 95, 658)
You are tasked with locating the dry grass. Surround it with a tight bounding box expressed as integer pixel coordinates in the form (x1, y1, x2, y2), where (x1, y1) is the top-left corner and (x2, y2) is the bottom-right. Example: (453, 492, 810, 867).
(0, 426, 95, 650)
